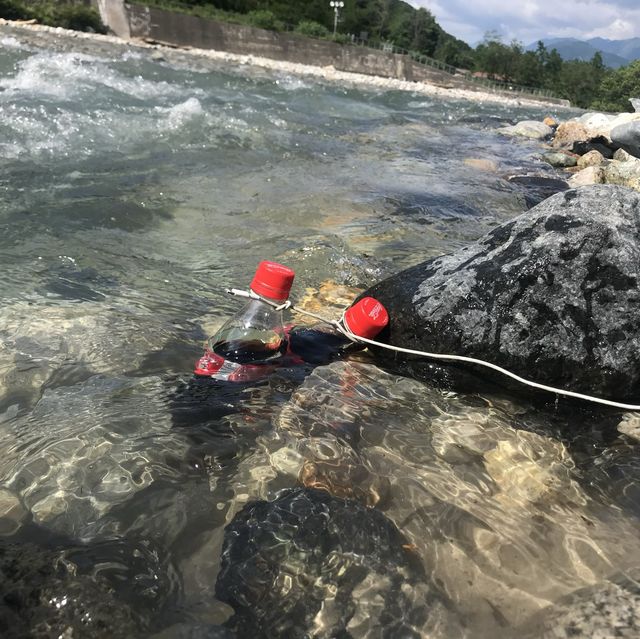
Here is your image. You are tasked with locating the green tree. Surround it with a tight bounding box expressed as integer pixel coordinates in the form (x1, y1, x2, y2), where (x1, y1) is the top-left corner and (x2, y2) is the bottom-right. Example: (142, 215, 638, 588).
(515, 50, 543, 87)
(543, 48, 563, 91)
(434, 35, 473, 69)
(555, 59, 603, 108)
(592, 59, 640, 112)
(535, 40, 548, 67)
(474, 33, 521, 81)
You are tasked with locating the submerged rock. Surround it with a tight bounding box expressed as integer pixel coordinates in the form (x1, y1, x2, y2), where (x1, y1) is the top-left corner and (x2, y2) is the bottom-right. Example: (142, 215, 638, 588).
(506, 175, 569, 208)
(0, 490, 27, 537)
(518, 569, 640, 638)
(0, 539, 158, 638)
(299, 457, 390, 507)
(484, 430, 584, 507)
(363, 185, 640, 401)
(215, 487, 458, 638)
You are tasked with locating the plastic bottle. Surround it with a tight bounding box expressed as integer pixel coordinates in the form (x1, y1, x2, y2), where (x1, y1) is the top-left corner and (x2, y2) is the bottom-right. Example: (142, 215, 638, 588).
(288, 296, 389, 365)
(174, 285, 387, 430)
(194, 260, 295, 382)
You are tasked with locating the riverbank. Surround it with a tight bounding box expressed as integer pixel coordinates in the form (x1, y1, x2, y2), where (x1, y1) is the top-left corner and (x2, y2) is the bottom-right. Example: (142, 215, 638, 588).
(0, 18, 574, 110)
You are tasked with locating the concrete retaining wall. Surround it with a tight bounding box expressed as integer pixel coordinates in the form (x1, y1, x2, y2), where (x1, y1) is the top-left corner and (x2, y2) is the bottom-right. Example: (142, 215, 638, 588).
(95, 1, 569, 105)
(125, 4, 415, 81)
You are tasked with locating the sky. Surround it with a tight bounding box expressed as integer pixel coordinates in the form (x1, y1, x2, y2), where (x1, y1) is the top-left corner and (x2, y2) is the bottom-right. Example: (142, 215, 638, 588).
(409, 0, 640, 46)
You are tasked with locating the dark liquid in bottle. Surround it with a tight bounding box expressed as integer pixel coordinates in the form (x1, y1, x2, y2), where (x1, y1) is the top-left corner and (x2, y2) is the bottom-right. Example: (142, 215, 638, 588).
(212, 338, 287, 364)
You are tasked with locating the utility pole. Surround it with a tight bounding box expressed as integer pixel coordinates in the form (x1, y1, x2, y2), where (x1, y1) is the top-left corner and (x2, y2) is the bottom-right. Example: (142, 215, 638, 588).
(329, 1, 344, 39)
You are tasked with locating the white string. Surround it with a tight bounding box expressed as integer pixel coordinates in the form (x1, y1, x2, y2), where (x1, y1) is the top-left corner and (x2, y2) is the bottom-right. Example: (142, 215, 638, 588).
(226, 288, 640, 411)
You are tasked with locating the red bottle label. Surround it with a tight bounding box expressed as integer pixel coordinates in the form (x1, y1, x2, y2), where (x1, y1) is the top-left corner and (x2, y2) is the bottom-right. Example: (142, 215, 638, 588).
(194, 349, 282, 382)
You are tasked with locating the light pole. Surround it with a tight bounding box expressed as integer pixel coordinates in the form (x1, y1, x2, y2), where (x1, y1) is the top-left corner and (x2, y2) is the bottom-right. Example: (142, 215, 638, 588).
(329, 1, 344, 39)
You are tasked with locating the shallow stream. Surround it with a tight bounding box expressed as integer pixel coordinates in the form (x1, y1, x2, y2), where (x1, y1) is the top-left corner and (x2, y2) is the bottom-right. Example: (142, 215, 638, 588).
(1, 26, 638, 638)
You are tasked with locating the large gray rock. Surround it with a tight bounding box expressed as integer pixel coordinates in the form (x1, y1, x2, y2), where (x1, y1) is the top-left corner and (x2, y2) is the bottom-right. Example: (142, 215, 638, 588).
(363, 185, 640, 401)
(611, 120, 640, 158)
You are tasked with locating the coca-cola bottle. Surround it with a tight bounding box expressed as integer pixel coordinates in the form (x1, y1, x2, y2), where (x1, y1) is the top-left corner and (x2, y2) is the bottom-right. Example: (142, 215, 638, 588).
(195, 260, 295, 382)
(288, 297, 389, 365)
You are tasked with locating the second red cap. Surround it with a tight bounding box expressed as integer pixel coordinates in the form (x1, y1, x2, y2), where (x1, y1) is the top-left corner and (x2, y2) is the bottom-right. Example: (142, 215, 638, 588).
(343, 297, 389, 339)
(250, 260, 295, 302)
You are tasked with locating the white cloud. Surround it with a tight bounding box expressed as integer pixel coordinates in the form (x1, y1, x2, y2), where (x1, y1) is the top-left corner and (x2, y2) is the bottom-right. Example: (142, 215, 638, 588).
(586, 18, 636, 39)
(409, 0, 640, 45)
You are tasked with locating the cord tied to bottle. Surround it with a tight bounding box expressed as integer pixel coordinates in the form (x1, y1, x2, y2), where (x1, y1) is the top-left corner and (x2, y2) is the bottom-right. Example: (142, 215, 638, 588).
(225, 287, 640, 411)
(226, 288, 293, 312)
(227, 287, 346, 331)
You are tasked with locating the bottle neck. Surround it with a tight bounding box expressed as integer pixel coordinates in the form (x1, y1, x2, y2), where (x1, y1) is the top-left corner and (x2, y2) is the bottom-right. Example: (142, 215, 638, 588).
(249, 289, 288, 307)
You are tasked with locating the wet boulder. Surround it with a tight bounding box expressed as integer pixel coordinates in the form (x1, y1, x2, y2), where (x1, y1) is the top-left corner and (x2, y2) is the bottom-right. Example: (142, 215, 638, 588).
(363, 185, 640, 401)
(215, 487, 457, 638)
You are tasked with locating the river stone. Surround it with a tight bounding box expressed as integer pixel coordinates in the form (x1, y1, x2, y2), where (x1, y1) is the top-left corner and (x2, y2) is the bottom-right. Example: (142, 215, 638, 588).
(498, 120, 553, 140)
(362, 185, 640, 401)
(614, 148, 635, 162)
(578, 112, 615, 131)
(572, 136, 615, 159)
(611, 120, 640, 159)
(552, 121, 589, 148)
(299, 457, 390, 507)
(604, 159, 640, 191)
(484, 431, 583, 507)
(541, 151, 577, 168)
(577, 149, 605, 169)
(215, 487, 456, 637)
(618, 412, 640, 442)
(568, 166, 604, 187)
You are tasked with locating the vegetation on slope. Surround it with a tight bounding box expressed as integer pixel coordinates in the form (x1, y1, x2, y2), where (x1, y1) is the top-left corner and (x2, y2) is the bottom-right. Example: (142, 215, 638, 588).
(0, 0, 105, 32)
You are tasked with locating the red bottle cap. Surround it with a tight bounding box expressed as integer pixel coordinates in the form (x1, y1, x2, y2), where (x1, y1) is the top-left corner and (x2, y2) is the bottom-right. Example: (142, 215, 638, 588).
(343, 297, 389, 339)
(250, 261, 295, 302)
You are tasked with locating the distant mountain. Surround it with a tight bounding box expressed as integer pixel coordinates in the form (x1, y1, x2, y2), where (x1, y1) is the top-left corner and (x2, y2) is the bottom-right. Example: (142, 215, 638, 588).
(587, 37, 640, 62)
(526, 37, 632, 68)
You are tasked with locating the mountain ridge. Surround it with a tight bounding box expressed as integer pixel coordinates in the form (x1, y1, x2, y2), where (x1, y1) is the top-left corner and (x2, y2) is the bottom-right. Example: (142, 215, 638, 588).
(526, 37, 635, 68)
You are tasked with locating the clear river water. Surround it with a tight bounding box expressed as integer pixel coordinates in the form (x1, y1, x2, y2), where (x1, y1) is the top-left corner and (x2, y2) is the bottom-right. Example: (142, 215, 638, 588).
(1, 26, 639, 639)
